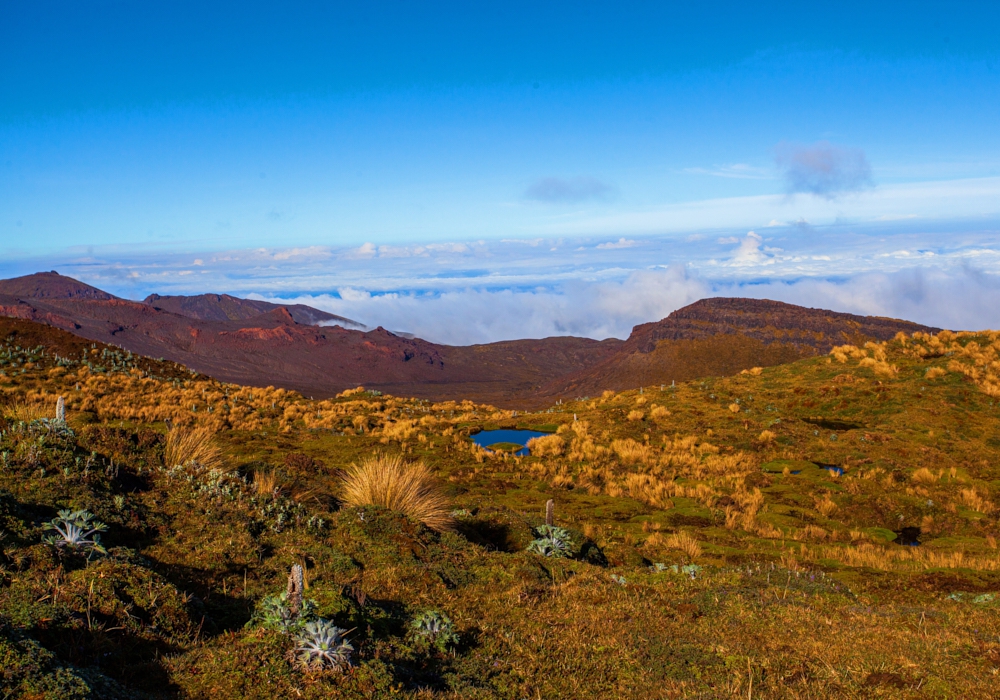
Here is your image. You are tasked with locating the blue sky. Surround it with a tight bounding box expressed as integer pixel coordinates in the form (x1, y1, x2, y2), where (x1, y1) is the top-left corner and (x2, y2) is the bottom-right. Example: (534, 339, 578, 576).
(2, 1, 1000, 341)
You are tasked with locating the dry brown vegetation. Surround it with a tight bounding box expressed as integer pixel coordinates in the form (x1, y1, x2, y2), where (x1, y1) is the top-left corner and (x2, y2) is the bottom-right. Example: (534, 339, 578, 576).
(164, 425, 224, 470)
(2, 323, 1000, 697)
(339, 453, 454, 532)
(1, 400, 49, 423)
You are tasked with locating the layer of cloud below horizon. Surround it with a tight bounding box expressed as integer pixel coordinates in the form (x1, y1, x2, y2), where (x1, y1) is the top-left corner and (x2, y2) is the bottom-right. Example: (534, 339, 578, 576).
(274, 264, 1000, 345)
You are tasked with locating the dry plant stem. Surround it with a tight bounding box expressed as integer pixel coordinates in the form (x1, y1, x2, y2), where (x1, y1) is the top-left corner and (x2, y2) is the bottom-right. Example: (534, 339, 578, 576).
(287, 564, 304, 615)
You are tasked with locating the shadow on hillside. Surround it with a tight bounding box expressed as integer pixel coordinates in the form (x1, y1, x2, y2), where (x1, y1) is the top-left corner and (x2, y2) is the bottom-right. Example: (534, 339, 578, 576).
(30, 622, 183, 696)
(144, 559, 255, 635)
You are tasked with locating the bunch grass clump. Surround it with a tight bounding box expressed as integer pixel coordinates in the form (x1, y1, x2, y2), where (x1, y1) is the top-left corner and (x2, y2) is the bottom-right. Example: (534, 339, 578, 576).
(253, 468, 280, 498)
(340, 453, 453, 532)
(165, 425, 223, 470)
(2, 401, 48, 423)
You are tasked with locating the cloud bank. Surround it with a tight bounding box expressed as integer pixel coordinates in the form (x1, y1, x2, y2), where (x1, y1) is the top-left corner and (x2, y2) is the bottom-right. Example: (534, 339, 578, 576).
(282, 266, 707, 345)
(6, 222, 999, 346)
(775, 141, 873, 198)
(284, 264, 1000, 345)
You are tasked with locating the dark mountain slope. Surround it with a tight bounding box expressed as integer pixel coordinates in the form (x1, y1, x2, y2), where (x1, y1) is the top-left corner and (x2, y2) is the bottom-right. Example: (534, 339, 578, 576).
(0, 273, 939, 407)
(539, 297, 939, 399)
(144, 292, 365, 329)
(0, 272, 619, 405)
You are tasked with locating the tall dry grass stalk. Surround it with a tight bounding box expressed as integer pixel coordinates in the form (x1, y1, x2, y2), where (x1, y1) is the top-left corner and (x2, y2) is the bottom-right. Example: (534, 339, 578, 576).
(526, 434, 565, 457)
(2, 402, 48, 423)
(165, 426, 224, 470)
(253, 469, 280, 498)
(340, 453, 453, 532)
(663, 531, 703, 558)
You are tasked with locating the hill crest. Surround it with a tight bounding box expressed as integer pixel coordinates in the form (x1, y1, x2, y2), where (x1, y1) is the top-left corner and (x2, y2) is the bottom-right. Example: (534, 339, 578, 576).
(0, 272, 939, 407)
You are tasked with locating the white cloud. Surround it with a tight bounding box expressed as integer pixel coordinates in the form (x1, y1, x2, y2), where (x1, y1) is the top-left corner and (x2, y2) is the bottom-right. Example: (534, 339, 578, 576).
(14, 225, 1000, 344)
(268, 262, 1000, 345)
(775, 141, 873, 198)
(272, 246, 333, 261)
(726, 266, 1000, 331)
(537, 176, 1000, 237)
(683, 163, 772, 180)
(719, 231, 773, 267)
(343, 242, 378, 259)
(280, 266, 707, 345)
(596, 238, 637, 249)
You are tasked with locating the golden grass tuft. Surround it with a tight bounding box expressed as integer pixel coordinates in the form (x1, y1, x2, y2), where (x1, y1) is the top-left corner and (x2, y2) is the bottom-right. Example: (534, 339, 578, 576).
(2, 401, 48, 422)
(663, 531, 702, 558)
(340, 453, 453, 532)
(757, 429, 776, 446)
(959, 487, 995, 514)
(649, 405, 670, 422)
(911, 467, 940, 484)
(815, 495, 838, 516)
(526, 434, 565, 457)
(253, 469, 280, 498)
(164, 426, 224, 470)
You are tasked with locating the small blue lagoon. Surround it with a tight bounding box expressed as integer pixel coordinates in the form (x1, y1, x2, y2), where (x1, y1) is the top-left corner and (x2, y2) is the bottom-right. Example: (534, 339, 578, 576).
(813, 462, 845, 476)
(470, 429, 551, 456)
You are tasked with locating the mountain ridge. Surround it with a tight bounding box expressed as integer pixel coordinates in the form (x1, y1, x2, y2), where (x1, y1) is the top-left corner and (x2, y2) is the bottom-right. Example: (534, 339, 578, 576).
(144, 292, 366, 329)
(0, 271, 940, 407)
(538, 296, 939, 399)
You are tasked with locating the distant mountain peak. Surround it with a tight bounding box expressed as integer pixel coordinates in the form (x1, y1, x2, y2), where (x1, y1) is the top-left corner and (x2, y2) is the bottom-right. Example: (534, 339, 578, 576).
(0, 271, 114, 301)
(142, 291, 364, 329)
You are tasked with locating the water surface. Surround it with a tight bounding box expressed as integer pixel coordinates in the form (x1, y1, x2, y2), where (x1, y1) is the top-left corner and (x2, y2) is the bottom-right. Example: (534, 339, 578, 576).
(470, 429, 550, 456)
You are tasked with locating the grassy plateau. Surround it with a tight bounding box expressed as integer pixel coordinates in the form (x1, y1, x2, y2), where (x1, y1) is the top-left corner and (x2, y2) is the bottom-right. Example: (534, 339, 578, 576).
(0, 323, 998, 698)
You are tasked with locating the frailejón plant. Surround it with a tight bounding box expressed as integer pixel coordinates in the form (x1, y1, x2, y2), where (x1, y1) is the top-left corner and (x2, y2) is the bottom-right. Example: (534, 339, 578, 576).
(526, 524, 571, 558)
(250, 592, 318, 633)
(411, 610, 459, 652)
(41, 509, 107, 557)
(293, 620, 353, 671)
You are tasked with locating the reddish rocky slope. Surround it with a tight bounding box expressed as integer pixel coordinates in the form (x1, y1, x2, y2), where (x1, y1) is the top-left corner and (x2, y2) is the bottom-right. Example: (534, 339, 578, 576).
(144, 293, 365, 329)
(539, 297, 939, 399)
(0, 272, 620, 405)
(0, 273, 939, 407)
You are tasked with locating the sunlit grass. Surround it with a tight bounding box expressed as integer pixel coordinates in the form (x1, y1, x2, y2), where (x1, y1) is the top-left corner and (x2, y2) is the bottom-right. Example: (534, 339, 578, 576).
(340, 453, 453, 532)
(164, 425, 223, 470)
(1, 401, 48, 422)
